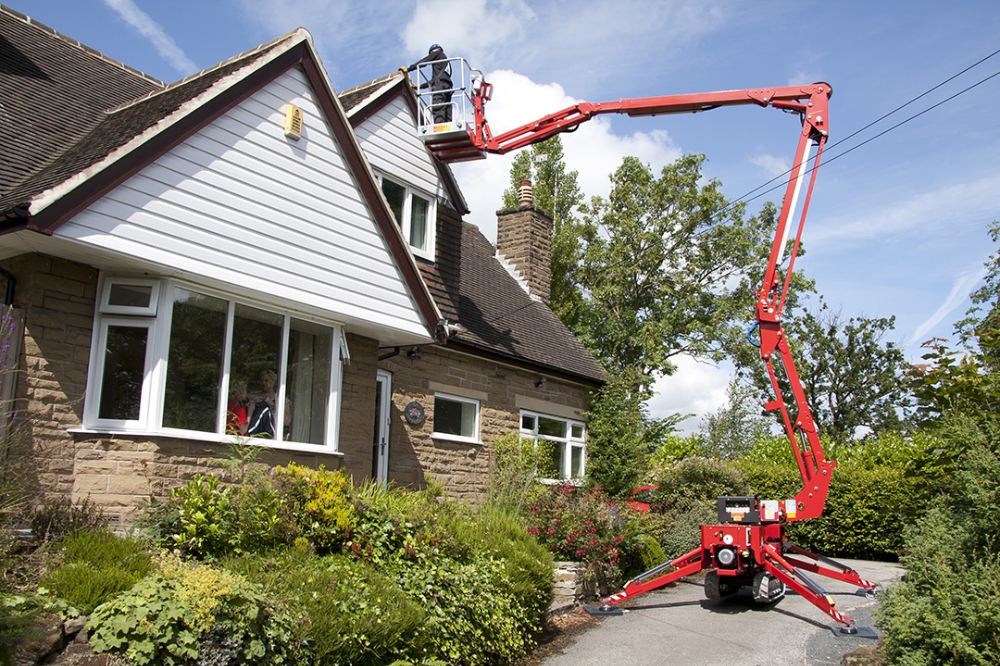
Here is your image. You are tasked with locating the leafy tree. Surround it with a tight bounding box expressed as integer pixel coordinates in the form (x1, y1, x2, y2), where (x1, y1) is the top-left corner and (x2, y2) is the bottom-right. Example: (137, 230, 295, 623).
(502, 137, 586, 327)
(737, 299, 910, 441)
(912, 222, 1000, 421)
(585, 368, 684, 497)
(575, 154, 774, 396)
(699, 378, 771, 459)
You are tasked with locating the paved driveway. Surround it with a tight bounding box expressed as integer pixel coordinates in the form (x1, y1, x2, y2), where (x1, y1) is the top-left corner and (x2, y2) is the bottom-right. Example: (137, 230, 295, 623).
(538, 558, 902, 666)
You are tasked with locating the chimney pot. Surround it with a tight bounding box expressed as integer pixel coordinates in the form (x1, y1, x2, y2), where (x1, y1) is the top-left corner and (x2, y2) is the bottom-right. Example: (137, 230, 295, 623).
(518, 180, 533, 206)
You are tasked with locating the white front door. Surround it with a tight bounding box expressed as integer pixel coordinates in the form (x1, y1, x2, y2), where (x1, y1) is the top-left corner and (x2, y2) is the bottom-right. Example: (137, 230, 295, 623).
(372, 370, 392, 486)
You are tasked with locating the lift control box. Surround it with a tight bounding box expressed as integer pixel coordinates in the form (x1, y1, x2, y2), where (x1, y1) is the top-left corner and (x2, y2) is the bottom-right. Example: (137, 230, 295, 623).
(718, 496, 760, 524)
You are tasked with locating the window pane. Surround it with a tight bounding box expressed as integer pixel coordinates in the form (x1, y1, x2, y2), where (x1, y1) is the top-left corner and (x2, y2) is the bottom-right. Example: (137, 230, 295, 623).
(285, 318, 332, 445)
(232, 305, 283, 439)
(551, 441, 567, 478)
(434, 396, 476, 438)
(521, 414, 535, 430)
(538, 416, 566, 438)
(571, 424, 584, 439)
(108, 283, 152, 308)
(571, 446, 584, 478)
(99, 325, 147, 420)
(162, 290, 227, 432)
(381, 179, 406, 226)
(410, 194, 429, 250)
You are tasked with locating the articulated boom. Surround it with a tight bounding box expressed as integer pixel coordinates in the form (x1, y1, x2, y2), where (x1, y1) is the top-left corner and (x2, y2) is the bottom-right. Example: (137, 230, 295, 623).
(431, 74, 879, 630)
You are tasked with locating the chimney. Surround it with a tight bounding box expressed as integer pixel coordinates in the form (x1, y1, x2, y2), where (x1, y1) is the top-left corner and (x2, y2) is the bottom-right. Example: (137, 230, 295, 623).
(496, 180, 552, 306)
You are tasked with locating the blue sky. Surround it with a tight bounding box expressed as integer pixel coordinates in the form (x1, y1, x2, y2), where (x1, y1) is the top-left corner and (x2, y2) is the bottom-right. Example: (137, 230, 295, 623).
(13, 0, 1000, 427)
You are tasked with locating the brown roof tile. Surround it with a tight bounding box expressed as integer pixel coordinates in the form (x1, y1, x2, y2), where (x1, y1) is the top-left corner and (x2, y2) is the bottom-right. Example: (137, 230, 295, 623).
(0, 5, 162, 200)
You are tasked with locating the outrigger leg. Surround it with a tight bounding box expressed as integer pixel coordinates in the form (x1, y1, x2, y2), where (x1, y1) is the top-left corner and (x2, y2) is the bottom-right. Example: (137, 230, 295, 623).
(583, 546, 705, 616)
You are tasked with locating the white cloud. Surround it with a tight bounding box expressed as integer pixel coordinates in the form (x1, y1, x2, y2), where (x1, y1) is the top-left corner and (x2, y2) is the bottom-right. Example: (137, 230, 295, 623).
(749, 153, 789, 178)
(811, 171, 1000, 250)
(102, 0, 198, 74)
(451, 70, 682, 238)
(907, 264, 987, 347)
(647, 356, 731, 432)
(401, 0, 535, 63)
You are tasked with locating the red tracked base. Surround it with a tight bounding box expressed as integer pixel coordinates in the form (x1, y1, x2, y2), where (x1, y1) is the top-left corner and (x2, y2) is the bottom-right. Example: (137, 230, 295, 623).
(586, 524, 877, 631)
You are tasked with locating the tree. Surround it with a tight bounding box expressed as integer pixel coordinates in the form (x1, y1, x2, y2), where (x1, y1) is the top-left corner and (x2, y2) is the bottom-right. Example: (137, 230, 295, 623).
(741, 299, 910, 441)
(699, 379, 771, 459)
(502, 137, 586, 328)
(585, 368, 683, 496)
(575, 154, 774, 396)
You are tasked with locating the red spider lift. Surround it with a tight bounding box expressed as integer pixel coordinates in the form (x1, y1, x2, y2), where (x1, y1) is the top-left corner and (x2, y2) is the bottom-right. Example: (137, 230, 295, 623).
(410, 64, 879, 633)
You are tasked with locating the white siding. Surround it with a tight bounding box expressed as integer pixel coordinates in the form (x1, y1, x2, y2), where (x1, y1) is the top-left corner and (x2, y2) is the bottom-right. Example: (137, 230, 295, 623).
(353, 96, 447, 203)
(57, 68, 430, 341)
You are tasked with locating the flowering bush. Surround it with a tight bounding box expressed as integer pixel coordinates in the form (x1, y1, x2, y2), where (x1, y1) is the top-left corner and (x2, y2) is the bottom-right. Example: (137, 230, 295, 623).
(524, 485, 625, 591)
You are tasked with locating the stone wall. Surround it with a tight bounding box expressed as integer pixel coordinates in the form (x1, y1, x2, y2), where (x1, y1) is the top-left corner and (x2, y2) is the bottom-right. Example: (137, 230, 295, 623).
(379, 344, 592, 503)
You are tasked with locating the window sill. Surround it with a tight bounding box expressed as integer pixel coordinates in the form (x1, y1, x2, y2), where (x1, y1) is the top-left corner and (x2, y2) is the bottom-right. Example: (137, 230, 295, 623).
(430, 433, 484, 446)
(67, 428, 344, 457)
(538, 478, 584, 486)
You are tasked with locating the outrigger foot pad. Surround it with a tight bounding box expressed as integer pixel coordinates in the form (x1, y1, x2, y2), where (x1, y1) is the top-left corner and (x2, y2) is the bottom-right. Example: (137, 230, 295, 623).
(583, 605, 624, 616)
(831, 625, 878, 639)
(854, 587, 877, 599)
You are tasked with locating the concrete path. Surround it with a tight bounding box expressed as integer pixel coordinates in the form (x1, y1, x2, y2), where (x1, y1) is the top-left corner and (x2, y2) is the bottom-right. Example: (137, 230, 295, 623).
(538, 558, 902, 666)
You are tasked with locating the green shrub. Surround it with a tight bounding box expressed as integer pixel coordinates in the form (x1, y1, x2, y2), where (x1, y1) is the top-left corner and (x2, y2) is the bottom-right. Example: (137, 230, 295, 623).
(389, 556, 534, 666)
(274, 463, 356, 555)
(649, 456, 749, 510)
(446, 507, 554, 623)
(878, 504, 1000, 665)
(487, 433, 550, 514)
(223, 547, 424, 666)
(163, 474, 233, 558)
(41, 529, 153, 613)
(88, 559, 304, 665)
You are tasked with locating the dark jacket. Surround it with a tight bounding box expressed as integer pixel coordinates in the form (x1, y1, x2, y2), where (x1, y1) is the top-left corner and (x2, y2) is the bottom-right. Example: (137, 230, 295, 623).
(407, 47, 452, 92)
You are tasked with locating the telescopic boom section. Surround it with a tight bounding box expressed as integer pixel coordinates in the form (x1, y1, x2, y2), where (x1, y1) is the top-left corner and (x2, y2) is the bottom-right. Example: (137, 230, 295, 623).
(473, 82, 836, 519)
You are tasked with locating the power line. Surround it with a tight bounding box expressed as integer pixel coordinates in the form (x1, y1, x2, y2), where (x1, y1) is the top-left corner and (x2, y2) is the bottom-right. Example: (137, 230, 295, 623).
(724, 48, 1000, 214)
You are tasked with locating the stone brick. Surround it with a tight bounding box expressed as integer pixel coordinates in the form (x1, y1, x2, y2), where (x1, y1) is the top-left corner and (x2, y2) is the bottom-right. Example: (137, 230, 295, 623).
(106, 475, 152, 496)
(73, 475, 108, 494)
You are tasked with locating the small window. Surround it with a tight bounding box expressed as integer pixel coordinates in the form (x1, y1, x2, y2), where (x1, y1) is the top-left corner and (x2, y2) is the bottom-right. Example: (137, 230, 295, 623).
(520, 410, 587, 481)
(433, 393, 479, 441)
(99, 278, 160, 316)
(378, 174, 436, 259)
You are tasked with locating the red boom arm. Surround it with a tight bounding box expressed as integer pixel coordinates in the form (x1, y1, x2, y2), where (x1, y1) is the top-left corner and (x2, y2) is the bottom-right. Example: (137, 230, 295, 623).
(464, 78, 882, 629)
(472, 82, 835, 519)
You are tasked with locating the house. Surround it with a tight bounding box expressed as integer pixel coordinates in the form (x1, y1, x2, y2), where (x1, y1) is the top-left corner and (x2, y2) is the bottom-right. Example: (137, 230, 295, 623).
(0, 5, 603, 523)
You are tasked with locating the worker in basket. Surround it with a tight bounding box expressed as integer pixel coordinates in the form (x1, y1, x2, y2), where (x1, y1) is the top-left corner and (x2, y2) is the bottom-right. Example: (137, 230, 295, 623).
(407, 43, 453, 123)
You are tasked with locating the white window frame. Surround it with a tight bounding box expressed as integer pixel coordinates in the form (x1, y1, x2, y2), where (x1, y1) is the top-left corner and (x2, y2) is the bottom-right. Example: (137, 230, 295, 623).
(432, 392, 481, 444)
(376, 173, 437, 261)
(84, 275, 346, 453)
(520, 410, 587, 481)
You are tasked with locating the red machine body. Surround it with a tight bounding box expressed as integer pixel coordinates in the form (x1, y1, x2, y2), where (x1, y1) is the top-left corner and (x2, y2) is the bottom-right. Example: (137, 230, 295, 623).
(411, 68, 878, 631)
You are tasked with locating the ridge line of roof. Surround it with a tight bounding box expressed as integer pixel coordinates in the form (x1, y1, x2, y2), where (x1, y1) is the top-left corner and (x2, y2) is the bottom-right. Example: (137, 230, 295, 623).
(0, 3, 164, 87)
(106, 27, 311, 115)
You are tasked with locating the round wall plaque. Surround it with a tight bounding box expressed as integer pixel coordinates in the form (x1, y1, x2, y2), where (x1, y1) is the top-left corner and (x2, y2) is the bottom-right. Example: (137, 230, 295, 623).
(404, 400, 426, 426)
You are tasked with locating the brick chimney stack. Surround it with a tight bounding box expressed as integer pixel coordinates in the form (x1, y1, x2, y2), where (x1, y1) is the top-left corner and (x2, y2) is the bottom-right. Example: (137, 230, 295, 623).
(496, 180, 552, 306)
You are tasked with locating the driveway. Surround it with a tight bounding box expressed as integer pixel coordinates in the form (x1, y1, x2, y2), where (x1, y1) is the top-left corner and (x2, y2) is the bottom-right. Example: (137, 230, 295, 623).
(537, 558, 902, 666)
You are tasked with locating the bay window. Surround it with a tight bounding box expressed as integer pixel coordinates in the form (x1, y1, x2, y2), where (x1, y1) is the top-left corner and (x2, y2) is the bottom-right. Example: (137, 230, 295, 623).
(86, 276, 345, 449)
(520, 411, 586, 480)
